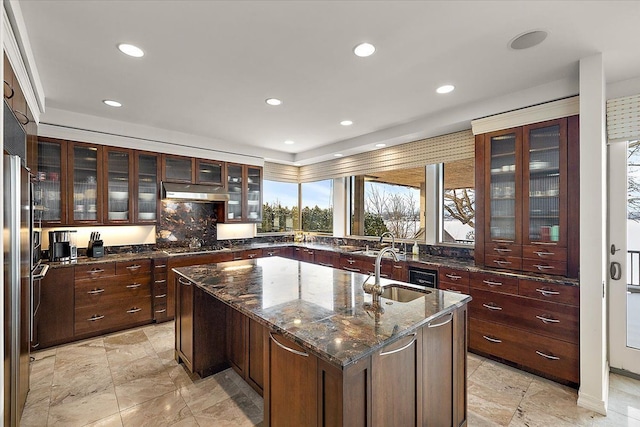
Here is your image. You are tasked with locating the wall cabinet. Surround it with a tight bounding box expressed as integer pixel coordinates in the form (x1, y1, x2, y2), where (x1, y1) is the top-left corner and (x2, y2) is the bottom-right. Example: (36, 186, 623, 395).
(196, 159, 225, 185)
(103, 147, 133, 224)
(162, 154, 194, 183)
(226, 163, 262, 222)
(69, 142, 103, 224)
(134, 151, 160, 223)
(475, 116, 579, 278)
(35, 137, 68, 226)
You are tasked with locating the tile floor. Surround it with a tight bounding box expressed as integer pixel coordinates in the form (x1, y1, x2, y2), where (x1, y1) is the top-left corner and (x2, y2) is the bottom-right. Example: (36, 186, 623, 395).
(21, 321, 640, 427)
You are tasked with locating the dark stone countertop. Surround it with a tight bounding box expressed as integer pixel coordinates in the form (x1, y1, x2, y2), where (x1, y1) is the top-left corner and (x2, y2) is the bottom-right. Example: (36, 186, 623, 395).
(174, 257, 471, 369)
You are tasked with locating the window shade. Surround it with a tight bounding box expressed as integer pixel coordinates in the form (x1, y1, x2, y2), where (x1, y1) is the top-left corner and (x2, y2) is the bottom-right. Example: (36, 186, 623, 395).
(607, 94, 640, 142)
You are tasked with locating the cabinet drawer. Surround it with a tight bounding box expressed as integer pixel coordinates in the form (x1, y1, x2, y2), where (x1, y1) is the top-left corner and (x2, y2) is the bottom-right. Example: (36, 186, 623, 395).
(75, 263, 116, 280)
(75, 277, 151, 308)
(340, 256, 365, 273)
(469, 289, 579, 344)
(470, 318, 579, 384)
(522, 245, 567, 262)
(116, 259, 151, 276)
(484, 254, 522, 271)
(521, 257, 567, 276)
(470, 272, 518, 295)
(439, 268, 469, 286)
(485, 243, 522, 258)
(438, 283, 469, 295)
(519, 279, 579, 306)
(75, 295, 152, 335)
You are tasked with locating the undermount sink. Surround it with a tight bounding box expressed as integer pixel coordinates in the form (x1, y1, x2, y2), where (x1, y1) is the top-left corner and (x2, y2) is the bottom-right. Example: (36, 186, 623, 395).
(380, 284, 430, 303)
(352, 249, 399, 258)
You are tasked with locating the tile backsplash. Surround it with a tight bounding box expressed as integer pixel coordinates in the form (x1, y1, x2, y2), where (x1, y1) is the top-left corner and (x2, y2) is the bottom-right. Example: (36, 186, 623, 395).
(156, 201, 218, 248)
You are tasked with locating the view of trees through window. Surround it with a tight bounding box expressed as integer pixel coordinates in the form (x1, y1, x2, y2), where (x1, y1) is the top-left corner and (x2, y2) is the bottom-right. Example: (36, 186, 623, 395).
(442, 159, 475, 244)
(258, 180, 298, 233)
(301, 180, 333, 233)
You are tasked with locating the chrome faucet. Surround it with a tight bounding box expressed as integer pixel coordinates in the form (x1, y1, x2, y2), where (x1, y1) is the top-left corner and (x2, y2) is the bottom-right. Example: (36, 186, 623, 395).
(363, 246, 399, 306)
(379, 231, 395, 251)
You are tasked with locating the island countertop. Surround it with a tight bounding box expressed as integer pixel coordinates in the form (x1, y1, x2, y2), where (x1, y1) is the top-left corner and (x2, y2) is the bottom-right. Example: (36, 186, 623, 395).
(173, 256, 471, 369)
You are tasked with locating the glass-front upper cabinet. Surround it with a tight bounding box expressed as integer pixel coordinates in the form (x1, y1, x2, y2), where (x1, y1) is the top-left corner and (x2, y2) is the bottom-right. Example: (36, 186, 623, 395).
(162, 154, 194, 183)
(36, 138, 67, 225)
(104, 148, 132, 223)
(70, 142, 102, 224)
(196, 159, 225, 185)
(246, 166, 262, 222)
(227, 163, 243, 221)
(135, 152, 159, 223)
(523, 119, 567, 246)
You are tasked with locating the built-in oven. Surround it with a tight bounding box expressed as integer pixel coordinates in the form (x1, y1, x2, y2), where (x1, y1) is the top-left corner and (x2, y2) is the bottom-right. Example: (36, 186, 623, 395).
(408, 266, 438, 289)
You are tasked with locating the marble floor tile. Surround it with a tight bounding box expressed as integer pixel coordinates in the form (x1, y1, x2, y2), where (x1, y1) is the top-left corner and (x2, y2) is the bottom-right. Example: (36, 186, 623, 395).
(607, 385, 640, 421)
(467, 352, 485, 378)
(84, 413, 124, 427)
(105, 340, 158, 366)
(467, 378, 524, 426)
(180, 370, 242, 415)
(193, 393, 262, 427)
(115, 370, 177, 410)
(110, 354, 167, 386)
(29, 354, 56, 390)
(47, 388, 119, 427)
(119, 390, 193, 427)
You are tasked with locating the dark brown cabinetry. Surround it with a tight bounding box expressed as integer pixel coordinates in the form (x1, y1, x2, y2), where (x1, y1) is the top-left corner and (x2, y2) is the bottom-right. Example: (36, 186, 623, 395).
(475, 116, 579, 278)
(35, 267, 75, 349)
(314, 250, 339, 268)
(226, 163, 262, 222)
(226, 308, 266, 394)
(438, 267, 470, 294)
(134, 151, 160, 223)
(103, 147, 133, 224)
(196, 159, 225, 185)
(69, 142, 103, 224)
(262, 246, 292, 258)
(152, 258, 169, 321)
(35, 137, 68, 226)
(162, 154, 194, 183)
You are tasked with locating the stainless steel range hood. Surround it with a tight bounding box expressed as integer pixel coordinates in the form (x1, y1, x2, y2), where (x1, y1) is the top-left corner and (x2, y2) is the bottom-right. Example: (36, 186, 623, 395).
(161, 182, 230, 202)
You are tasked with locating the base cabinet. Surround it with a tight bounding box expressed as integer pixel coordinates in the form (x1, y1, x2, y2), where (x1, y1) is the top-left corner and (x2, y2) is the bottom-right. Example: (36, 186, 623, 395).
(36, 267, 75, 348)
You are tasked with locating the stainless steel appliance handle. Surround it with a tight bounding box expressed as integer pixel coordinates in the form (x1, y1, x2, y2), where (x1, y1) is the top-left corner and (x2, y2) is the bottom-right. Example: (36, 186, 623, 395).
(269, 332, 309, 357)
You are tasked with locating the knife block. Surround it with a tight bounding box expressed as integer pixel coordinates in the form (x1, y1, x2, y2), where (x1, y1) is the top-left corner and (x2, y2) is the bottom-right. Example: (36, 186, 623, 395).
(87, 240, 104, 258)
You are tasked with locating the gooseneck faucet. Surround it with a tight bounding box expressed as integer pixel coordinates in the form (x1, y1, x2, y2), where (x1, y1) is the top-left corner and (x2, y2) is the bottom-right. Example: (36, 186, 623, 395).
(363, 246, 399, 306)
(379, 231, 395, 251)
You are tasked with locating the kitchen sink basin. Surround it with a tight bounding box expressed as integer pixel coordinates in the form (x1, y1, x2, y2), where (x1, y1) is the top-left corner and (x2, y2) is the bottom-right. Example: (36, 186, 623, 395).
(380, 284, 430, 302)
(352, 249, 399, 258)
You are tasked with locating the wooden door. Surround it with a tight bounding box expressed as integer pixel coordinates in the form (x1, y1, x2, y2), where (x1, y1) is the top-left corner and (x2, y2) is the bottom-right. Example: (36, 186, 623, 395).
(37, 267, 75, 348)
(177, 275, 194, 370)
(422, 311, 454, 427)
(226, 305, 247, 376)
(247, 318, 265, 393)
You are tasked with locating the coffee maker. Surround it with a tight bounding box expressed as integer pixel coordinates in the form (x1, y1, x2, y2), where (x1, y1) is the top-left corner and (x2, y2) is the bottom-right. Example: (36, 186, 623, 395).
(49, 230, 77, 261)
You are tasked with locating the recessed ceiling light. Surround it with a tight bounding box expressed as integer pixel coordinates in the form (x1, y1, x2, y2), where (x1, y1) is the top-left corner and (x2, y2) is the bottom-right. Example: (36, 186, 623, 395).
(117, 43, 144, 58)
(334, 153, 343, 157)
(265, 98, 282, 106)
(436, 85, 455, 94)
(353, 42, 375, 57)
(375, 143, 386, 148)
(340, 120, 353, 126)
(509, 30, 548, 50)
(103, 99, 122, 107)
(284, 140, 295, 145)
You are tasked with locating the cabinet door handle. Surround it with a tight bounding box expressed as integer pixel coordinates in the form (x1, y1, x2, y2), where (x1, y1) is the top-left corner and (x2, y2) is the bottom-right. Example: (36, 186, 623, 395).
(535, 288, 559, 296)
(127, 307, 142, 314)
(393, 265, 403, 269)
(347, 259, 356, 264)
(267, 251, 275, 256)
(155, 309, 167, 314)
(445, 274, 462, 280)
(533, 251, 555, 257)
(126, 265, 141, 271)
(482, 335, 502, 343)
(4, 80, 15, 99)
(380, 333, 417, 356)
(428, 313, 453, 328)
(178, 277, 191, 286)
(88, 268, 105, 275)
(493, 260, 512, 266)
(343, 267, 360, 272)
(155, 264, 167, 269)
(126, 283, 142, 289)
(533, 264, 555, 271)
(155, 293, 167, 298)
(154, 279, 166, 284)
(535, 350, 560, 360)
(88, 314, 104, 321)
(87, 288, 105, 295)
(535, 315, 560, 324)
(482, 303, 503, 311)
(269, 332, 309, 357)
(482, 280, 503, 287)
(248, 253, 257, 258)
(493, 247, 512, 253)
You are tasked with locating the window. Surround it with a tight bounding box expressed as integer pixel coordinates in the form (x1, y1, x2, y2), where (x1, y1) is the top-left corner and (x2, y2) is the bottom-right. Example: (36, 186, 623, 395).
(442, 158, 475, 244)
(350, 170, 422, 239)
(258, 180, 299, 233)
(301, 180, 333, 233)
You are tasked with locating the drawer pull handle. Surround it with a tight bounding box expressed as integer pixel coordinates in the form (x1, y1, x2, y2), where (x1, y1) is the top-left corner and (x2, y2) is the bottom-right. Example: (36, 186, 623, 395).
(493, 260, 512, 266)
(307, 251, 314, 255)
(269, 332, 309, 357)
(155, 309, 167, 314)
(87, 288, 105, 295)
(155, 293, 167, 298)
(248, 253, 257, 258)
(155, 264, 167, 269)
(127, 307, 142, 314)
(415, 279, 432, 285)
(428, 313, 453, 328)
(482, 335, 502, 343)
(533, 251, 555, 257)
(88, 314, 104, 321)
(155, 279, 167, 284)
(178, 277, 191, 286)
(533, 264, 555, 271)
(444, 288, 461, 293)
(482, 303, 503, 311)
(126, 283, 142, 289)
(348, 259, 356, 264)
(267, 251, 275, 256)
(493, 248, 512, 253)
(536, 288, 560, 296)
(233, 257, 242, 261)
(380, 333, 418, 356)
(536, 315, 560, 324)
(88, 268, 105, 275)
(126, 265, 141, 271)
(319, 262, 333, 267)
(445, 274, 462, 280)
(482, 280, 503, 287)
(344, 267, 360, 272)
(393, 265, 402, 269)
(535, 350, 560, 360)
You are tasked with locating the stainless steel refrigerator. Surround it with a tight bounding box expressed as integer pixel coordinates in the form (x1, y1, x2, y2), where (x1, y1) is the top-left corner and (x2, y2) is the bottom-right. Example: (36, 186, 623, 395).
(3, 101, 31, 426)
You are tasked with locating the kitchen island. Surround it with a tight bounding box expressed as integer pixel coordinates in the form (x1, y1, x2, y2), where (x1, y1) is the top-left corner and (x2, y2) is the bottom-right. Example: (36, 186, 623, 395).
(174, 256, 471, 427)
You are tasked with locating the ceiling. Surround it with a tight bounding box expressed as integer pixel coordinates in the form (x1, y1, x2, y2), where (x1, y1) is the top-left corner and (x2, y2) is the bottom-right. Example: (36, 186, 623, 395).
(13, 1, 640, 165)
